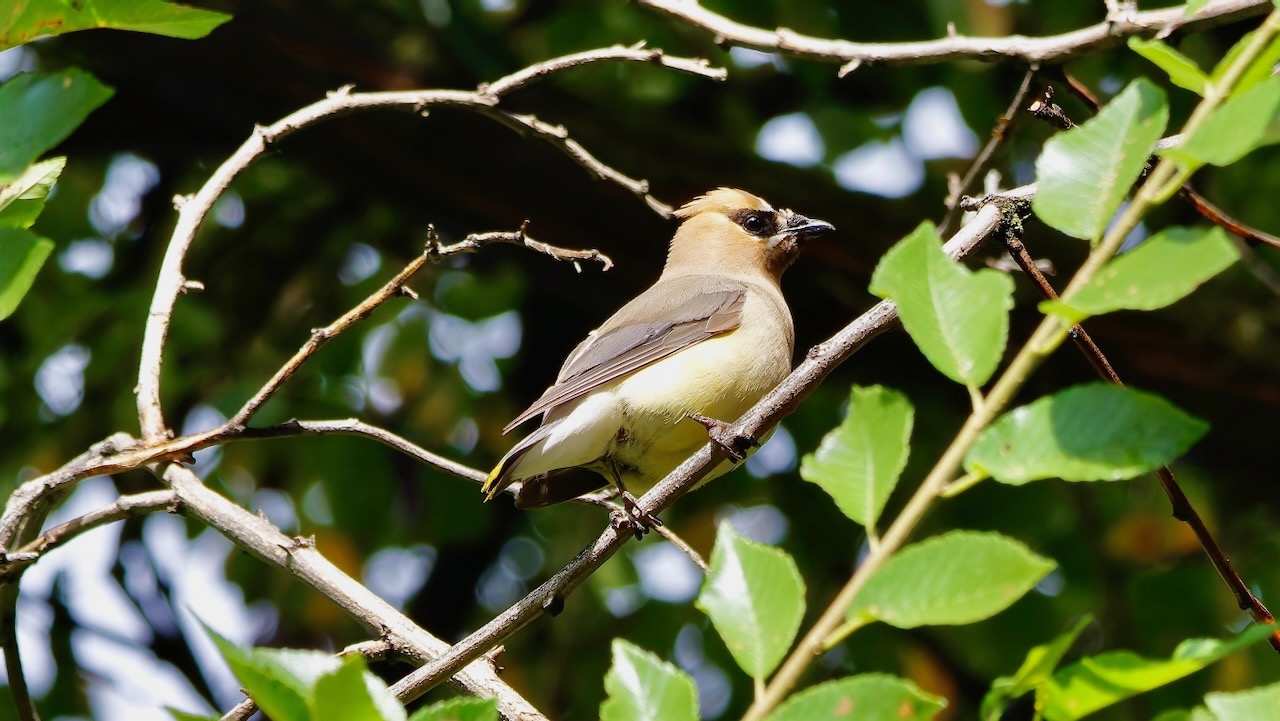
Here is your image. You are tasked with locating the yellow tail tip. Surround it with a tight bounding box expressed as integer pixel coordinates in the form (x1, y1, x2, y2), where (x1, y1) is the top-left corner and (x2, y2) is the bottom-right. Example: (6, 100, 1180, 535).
(481, 465, 505, 502)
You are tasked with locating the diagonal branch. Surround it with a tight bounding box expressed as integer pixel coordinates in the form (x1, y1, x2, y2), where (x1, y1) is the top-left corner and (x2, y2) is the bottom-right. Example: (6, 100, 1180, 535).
(640, 0, 1269, 72)
(384, 203, 1007, 705)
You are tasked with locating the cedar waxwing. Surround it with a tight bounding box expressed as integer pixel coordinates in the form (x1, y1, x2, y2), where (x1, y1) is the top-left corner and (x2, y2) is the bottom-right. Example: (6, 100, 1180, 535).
(482, 188, 833, 535)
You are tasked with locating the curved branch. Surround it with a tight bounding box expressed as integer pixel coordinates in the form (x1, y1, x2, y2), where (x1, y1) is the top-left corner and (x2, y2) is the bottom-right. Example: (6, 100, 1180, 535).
(640, 0, 1269, 71)
(386, 203, 1007, 703)
(135, 45, 724, 442)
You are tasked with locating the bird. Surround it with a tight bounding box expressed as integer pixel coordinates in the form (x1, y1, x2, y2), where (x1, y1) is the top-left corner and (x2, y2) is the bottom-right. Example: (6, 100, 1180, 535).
(481, 188, 833, 537)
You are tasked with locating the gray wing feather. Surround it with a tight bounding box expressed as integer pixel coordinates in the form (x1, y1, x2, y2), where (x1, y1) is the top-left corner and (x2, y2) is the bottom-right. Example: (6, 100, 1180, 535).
(502, 285, 745, 433)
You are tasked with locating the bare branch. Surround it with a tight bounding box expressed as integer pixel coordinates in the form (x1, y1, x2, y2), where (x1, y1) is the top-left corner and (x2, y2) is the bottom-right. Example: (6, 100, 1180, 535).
(386, 203, 1008, 703)
(640, 0, 1269, 70)
(135, 45, 723, 442)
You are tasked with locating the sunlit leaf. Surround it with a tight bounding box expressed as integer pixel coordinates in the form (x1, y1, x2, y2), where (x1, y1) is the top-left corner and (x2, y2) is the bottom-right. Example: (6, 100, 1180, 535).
(763, 674, 946, 721)
(967, 384, 1207, 485)
(869, 222, 1013, 387)
(849, 531, 1055, 628)
(166, 711, 219, 721)
(1204, 680, 1280, 721)
(0, 157, 65, 229)
(600, 640, 698, 721)
(1033, 79, 1167, 242)
(1169, 76, 1280, 166)
(982, 617, 1092, 721)
(408, 697, 499, 721)
(696, 522, 805, 680)
(1130, 38, 1208, 95)
(799, 385, 912, 530)
(0, 228, 54, 321)
(208, 631, 310, 721)
(1042, 226, 1238, 321)
(0, 69, 113, 182)
(0, 0, 232, 50)
(1041, 624, 1277, 721)
(311, 655, 390, 721)
(1183, 0, 1210, 16)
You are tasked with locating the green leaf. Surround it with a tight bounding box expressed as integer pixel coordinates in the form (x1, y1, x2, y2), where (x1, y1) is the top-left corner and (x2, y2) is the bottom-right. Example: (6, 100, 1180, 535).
(1033, 79, 1168, 242)
(1170, 75, 1280, 167)
(1130, 38, 1208, 95)
(1041, 624, 1277, 721)
(0, 157, 65, 229)
(869, 222, 1013, 387)
(208, 632, 310, 721)
(311, 655, 394, 721)
(0, 69, 114, 182)
(0, 228, 54, 321)
(600, 640, 698, 721)
(0, 0, 232, 50)
(966, 384, 1208, 485)
(408, 697, 499, 721)
(696, 522, 806, 679)
(982, 616, 1092, 721)
(799, 385, 912, 530)
(1210, 27, 1280, 96)
(166, 710, 219, 721)
(1042, 226, 1238, 321)
(1183, 0, 1210, 16)
(849, 531, 1054, 628)
(1204, 680, 1280, 721)
(763, 674, 946, 721)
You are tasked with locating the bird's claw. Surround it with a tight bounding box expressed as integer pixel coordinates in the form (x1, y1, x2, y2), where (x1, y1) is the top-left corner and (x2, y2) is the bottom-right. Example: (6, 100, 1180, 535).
(610, 492, 663, 540)
(687, 413, 757, 463)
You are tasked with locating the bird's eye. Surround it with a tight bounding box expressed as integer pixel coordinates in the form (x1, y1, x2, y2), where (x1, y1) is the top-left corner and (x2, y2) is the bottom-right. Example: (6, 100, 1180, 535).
(742, 213, 766, 234)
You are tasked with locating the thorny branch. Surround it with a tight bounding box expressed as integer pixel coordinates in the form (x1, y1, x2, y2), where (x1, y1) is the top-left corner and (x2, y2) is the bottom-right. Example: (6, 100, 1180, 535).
(640, 0, 1270, 73)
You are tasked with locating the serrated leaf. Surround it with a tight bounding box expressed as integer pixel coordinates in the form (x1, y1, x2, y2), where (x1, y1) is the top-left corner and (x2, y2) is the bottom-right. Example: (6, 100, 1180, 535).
(208, 631, 310, 721)
(1130, 38, 1208, 95)
(763, 674, 946, 721)
(1170, 75, 1280, 167)
(0, 228, 54, 321)
(982, 616, 1092, 721)
(600, 640, 698, 721)
(0, 157, 65, 229)
(0, 69, 113, 181)
(0, 0, 232, 50)
(849, 531, 1054, 628)
(696, 522, 805, 680)
(408, 697, 499, 721)
(869, 222, 1013, 387)
(1042, 226, 1238, 321)
(311, 655, 394, 721)
(1033, 79, 1168, 242)
(1041, 624, 1276, 721)
(800, 385, 912, 530)
(966, 384, 1208, 485)
(1204, 680, 1280, 721)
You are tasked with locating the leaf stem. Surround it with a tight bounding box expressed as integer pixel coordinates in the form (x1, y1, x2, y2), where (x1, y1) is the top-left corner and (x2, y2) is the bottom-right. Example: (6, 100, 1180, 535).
(940, 470, 989, 498)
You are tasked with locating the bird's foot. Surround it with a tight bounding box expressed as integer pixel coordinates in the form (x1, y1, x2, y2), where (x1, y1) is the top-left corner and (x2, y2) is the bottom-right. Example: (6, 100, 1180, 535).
(610, 492, 663, 540)
(687, 413, 758, 463)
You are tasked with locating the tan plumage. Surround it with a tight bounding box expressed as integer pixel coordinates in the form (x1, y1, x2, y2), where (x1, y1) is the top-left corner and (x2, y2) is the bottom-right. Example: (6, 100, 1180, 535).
(482, 188, 833, 529)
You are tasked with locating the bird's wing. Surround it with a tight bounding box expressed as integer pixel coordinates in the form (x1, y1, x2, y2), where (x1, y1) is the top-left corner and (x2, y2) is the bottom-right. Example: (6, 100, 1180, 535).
(502, 281, 746, 433)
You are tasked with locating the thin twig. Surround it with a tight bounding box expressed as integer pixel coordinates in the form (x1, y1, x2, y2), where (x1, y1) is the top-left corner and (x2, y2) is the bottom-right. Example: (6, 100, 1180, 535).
(999, 227, 1280, 652)
(639, 0, 1269, 71)
(135, 45, 724, 443)
(384, 203, 1007, 705)
(940, 65, 1038, 236)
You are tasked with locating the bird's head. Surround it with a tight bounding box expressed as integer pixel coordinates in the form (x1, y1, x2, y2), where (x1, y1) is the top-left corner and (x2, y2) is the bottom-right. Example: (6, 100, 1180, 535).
(665, 188, 834, 282)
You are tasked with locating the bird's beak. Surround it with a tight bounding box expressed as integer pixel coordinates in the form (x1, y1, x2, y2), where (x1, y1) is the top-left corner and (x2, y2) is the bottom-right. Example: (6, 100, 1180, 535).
(783, 212, 835, 239)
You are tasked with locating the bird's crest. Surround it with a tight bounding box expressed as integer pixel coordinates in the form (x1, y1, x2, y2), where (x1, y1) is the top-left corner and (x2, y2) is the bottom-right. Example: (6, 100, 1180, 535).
(673, 187, 773, 219)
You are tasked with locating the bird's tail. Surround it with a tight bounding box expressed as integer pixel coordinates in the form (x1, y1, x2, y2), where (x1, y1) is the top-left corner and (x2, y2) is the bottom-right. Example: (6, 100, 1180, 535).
(481, 423, 554, 501)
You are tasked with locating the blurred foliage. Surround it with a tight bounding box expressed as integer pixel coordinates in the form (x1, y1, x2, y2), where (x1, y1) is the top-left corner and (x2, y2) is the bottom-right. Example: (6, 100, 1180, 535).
(3, 0, 1280, 720)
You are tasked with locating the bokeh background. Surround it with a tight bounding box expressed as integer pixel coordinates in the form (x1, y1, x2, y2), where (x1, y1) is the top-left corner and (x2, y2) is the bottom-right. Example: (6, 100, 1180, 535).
(3, 1, 1280, 719)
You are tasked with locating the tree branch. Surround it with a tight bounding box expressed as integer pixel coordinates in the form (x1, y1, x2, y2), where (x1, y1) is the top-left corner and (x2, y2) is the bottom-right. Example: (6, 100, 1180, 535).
(385, 203, 1007, 704)
(135, 45, 724, 443)
(639, 0, 1269, 71)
